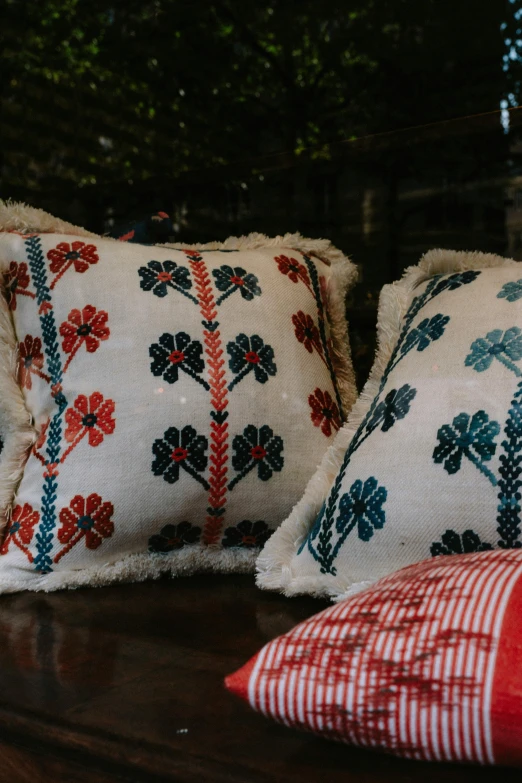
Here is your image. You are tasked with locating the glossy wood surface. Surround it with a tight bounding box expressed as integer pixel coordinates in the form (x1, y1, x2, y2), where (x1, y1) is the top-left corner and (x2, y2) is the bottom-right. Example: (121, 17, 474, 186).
(0, 574, 519, 782)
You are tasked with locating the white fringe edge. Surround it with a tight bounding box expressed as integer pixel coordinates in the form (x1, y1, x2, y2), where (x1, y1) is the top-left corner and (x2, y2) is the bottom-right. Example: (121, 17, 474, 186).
(0, 200, 99, 238)
(0, 275, 38, 534)
(256, 247, 521, 599)
(0, 545, 259, 594)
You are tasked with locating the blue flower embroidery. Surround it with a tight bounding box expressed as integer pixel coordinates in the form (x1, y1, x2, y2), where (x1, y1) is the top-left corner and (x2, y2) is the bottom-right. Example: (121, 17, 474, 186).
(148, 522, 201, 553)
(465, 327, 522, 376)
(222, 520, 271, 548)
(336, 477, 387, 542)
(401, 314, 450, 355)
(149, 332, 208, 389)
(138, 260, 196, 301)
(152, 425, 209, 488)
(431, 270, 481, 296)
(367, 385, 417, 433)
(498, 279, 522, 303)
(433, 410, 499, 485)
(430, 529, 493, 557)
(227, 334, 276, 390)
(229, 424, 283, 489)
(213, 265, 261, 304)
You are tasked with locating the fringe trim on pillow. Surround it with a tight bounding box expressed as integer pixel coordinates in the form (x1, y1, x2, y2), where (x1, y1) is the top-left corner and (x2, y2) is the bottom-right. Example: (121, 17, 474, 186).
(0, 544, 258, 594)
(256, 247, 521, 599)
(0, 200, 98, 238)
(0, 281, 38, 533)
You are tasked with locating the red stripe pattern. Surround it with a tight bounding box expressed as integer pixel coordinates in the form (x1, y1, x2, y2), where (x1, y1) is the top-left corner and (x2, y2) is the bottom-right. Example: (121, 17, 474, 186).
(226, 550, 522, 765)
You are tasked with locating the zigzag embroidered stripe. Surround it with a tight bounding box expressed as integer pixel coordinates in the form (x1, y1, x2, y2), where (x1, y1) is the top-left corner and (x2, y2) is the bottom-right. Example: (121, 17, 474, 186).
(186, 253, 229, 546)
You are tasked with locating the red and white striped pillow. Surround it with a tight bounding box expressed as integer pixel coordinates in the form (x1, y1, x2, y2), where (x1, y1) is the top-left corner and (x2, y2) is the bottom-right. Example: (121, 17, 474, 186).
(226, 550, 522, 766)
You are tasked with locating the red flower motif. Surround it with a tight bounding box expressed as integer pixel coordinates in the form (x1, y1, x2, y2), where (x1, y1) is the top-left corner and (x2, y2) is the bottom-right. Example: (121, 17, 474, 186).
(0, 503, 39, 561)
(5, 261, 31, 310)
(59, 305, 109, 369)
(292, 311, 322, 355)
(64, 392, 115, 449)
(47, 241, 99, 288)
(55, 494, 114, 562)
(274, 255, 310, 286)
(18, 335, 46, 390)
(308, 388, 341, 437)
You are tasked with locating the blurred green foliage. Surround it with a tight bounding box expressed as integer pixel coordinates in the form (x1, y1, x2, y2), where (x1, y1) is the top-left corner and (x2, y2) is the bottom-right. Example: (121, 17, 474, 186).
(0, 0, 508, 191)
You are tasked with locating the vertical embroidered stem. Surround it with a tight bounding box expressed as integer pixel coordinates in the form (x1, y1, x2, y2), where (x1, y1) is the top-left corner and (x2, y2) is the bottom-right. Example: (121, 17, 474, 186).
(304, 256, 344, 418)
(497, 381, 522, 548)
(25, 236, 67, 573)
(187, 255, 230, 546)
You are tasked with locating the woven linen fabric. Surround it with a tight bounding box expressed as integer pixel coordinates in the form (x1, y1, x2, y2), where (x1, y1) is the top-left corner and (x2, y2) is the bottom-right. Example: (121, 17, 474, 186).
(0, 202, 357, 593)
(228, 550, 522, 766)
(257, 249, 522, 600)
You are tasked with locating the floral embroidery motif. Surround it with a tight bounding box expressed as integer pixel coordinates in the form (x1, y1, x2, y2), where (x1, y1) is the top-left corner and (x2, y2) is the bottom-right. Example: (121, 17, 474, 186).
(430, 529, 493, 557)
(149, 332, 208, 389)
(498, 279, 522, 302)
(152, 425, 209, 488)
(400, 315, 450, 354)
(138, 260, 196, 301)
(64, 392, 116, 451)
(18, 335, 49, 389)
(433, 411, 499, 485)
(54, 494, 114, 563)
(292, 311, 322, 355)
(59, 306, 109, 373)
(229, 424, 284, 489)
(336, 478, 387, 542)
(274, 255, 310, 286)
(47, 241, 99, 289)
(5, 261, 34, 310)
(465, 327, 522, 376)
(497, 382, 522, 548)
(148, 522, 201, 553)
(212, 265, 261, 305)
(0, 504, 39, 561)
(367, 385, 417, 433)
(308, 388, 341, 436)
(431, 270, 480, 294)
(227, 334, 276, 390)
(222, 520, 271, 548)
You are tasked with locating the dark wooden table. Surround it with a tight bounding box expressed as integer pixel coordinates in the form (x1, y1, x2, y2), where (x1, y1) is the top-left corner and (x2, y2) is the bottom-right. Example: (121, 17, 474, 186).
(0, 574, 518, 782)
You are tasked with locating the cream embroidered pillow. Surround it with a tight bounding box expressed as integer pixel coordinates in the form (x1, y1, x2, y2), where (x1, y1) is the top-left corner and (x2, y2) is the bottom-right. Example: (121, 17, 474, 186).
(257, 249, 522, 599)
(0, 203, 357, 593)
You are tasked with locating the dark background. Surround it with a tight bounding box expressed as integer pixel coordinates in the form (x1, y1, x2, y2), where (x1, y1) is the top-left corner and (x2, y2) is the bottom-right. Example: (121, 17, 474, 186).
(1, 0, 521, 384)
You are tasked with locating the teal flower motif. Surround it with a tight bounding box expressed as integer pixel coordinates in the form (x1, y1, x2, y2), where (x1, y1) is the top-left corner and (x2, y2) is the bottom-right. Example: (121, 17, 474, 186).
(498, 279, 522, 303)
(433, 410, 499, 485)
(228, 424, 284, 490)
(430, 529, 493, 557)
(431, 270, 480, 296)
(401, 314, 450, 355)
(367, 384, 417, 433)
(213, 265, 261, 304)
(227, 334, 276, 390)
(465, 327, 522, 376)
(336, 477, 387, 542)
